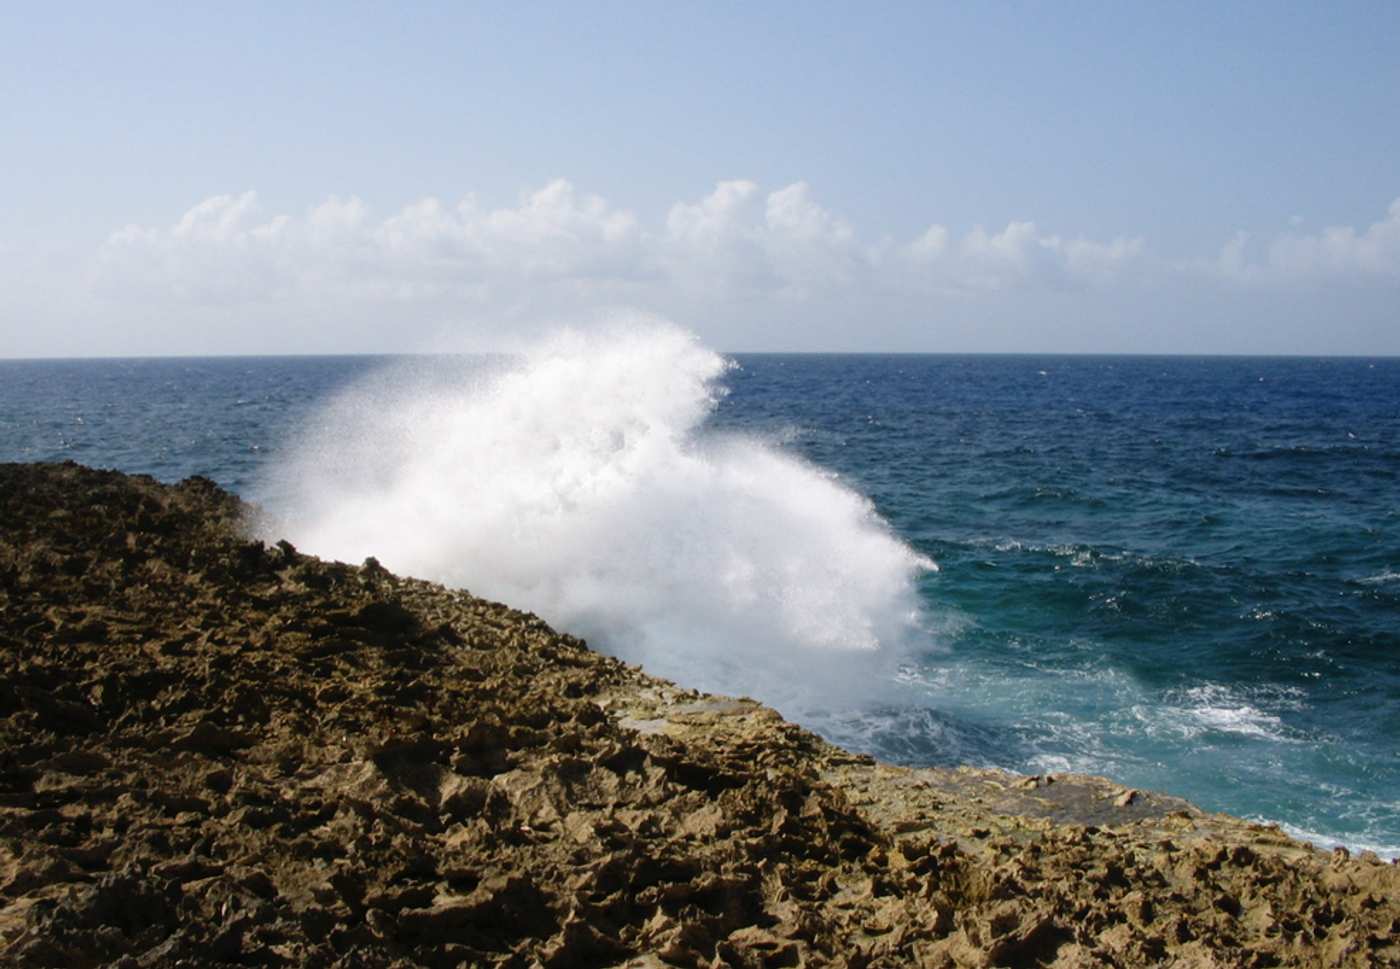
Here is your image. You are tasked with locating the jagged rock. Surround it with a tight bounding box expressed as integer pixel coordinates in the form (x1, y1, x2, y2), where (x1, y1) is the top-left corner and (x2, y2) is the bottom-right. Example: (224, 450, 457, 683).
(0, 462, 1397, 967)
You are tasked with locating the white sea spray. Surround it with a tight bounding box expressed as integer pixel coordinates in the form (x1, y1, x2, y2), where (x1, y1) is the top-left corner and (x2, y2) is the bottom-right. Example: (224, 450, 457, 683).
(263, 318, 936, 715)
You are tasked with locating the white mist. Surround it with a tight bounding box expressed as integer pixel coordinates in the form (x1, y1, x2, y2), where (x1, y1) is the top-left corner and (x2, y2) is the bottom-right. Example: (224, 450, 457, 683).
(262, 318, 935, 717)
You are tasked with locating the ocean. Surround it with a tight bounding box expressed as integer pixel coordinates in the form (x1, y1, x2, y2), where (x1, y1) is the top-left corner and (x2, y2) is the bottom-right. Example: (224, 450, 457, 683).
(3, 323, 1398, 857)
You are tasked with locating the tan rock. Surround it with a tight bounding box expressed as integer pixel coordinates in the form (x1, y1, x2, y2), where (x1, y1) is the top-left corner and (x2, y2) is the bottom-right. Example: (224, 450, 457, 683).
(0, 463, 1396, 969)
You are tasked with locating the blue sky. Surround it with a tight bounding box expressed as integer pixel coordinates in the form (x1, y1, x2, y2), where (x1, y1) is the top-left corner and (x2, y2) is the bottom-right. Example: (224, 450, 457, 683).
(2, 1, 1398, 357)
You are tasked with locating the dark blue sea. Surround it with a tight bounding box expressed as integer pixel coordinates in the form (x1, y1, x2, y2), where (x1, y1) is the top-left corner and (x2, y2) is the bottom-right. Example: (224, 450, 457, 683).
(4, 326, 1398, 856)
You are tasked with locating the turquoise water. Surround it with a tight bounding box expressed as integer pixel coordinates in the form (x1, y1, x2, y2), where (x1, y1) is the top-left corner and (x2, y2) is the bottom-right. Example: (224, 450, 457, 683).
(715, 354, 1400, 854)
(4, 342, 1398, 855)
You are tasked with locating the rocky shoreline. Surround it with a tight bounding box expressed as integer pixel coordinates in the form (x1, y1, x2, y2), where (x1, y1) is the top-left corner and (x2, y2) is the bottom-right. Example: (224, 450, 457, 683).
(2, 462, 1397, 968)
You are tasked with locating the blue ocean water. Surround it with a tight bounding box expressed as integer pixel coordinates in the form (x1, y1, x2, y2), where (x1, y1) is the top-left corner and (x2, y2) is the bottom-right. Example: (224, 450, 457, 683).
(3, 340, 1398, 856)
(713, 353, 1400, 857)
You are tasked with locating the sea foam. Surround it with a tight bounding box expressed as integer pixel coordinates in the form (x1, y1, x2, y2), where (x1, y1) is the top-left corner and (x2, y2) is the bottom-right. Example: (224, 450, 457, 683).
(263, 319, 935, 715)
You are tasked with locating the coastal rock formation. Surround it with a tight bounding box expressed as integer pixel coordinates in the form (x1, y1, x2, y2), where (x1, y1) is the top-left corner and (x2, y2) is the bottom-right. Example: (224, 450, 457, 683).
(1, 461, 1397, 968)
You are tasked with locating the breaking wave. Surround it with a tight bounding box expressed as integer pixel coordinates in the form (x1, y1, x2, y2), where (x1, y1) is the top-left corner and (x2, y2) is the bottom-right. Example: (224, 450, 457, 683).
(262, 318, 935, 715)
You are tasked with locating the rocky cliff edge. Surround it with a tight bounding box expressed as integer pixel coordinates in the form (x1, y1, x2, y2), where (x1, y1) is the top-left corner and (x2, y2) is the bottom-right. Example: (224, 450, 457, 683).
(2, 462, 1397, 968)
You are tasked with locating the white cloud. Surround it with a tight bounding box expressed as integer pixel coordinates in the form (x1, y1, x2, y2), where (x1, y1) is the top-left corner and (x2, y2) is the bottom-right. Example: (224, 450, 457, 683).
(893, 220, 1146, 294)
(95, 181, 656, 307)
(766, 182, 848, 243)
(68, 181, 1400, 355)
(659, 181, 775, 297)
(100, 192, 300, 302)
(94, 180, 1151, 313)
(171, 191, 266, 242)
(1266, 198, 1400, 277)
(1207, 198, 1400, 285)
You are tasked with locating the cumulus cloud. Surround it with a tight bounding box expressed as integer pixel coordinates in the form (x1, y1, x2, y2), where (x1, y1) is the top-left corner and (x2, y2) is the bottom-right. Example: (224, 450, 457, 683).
(93, 180, 1150, 317)
(84, 179, 1400, 354)
(95, 181, 654, 306)
(893, 221, 1146, 294)
(654, 181, 871, 297)
(1206, 198, 1400, 285)
(659, 180, 774, 295)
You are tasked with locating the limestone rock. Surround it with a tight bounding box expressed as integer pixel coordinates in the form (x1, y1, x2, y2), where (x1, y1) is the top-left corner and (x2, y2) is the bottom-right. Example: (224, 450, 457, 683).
(1, 462, 1397, 967)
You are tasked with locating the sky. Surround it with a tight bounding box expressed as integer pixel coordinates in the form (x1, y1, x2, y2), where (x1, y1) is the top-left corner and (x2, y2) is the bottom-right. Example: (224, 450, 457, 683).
(2, 1, 1398, 357)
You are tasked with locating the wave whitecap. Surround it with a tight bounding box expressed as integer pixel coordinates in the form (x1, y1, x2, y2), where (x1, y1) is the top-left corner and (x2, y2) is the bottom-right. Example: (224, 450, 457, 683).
(263, 319, 935, 713)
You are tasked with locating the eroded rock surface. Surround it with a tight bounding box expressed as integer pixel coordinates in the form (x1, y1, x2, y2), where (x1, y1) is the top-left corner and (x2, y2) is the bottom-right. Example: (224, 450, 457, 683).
(1, 462, 1397, 968)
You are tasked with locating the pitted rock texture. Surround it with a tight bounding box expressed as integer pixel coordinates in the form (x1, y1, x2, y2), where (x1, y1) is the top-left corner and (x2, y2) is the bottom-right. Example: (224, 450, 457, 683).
(1, 462, 1397, 968)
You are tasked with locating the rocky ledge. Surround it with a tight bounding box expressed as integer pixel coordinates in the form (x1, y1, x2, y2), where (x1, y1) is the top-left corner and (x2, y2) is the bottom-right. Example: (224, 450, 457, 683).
(1, 462, 1397, 968)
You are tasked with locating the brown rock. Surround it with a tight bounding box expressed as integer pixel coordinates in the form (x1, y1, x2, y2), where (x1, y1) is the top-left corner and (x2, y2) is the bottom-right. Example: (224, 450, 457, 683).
(0, 462, 1397, 968)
